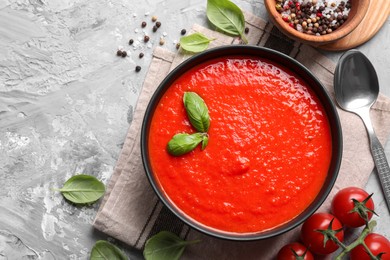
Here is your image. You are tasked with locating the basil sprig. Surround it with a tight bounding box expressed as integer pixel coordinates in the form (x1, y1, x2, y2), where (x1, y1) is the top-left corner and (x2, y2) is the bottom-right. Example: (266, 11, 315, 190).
(54, 174, 105, 205)
(180, 32, 215, 53)
(206, 0, 248, 43)
(167, 92, 210, 156)
(90, 240, 128, 260)
(167, 133, 206, 156)
(143, 231, 200, 260)
(183, 92, 210, 132)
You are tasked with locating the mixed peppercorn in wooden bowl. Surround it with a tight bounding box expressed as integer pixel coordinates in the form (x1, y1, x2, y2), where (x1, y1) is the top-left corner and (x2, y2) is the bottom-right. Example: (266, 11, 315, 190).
(264, 0, 369, 45)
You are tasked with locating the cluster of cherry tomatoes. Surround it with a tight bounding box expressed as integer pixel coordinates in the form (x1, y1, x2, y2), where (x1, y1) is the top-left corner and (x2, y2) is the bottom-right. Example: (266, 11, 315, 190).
(277, 187, 390, 259)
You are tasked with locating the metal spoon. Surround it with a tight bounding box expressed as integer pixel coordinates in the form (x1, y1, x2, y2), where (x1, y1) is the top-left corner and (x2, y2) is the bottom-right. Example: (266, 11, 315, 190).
(334, 49, 390, 212)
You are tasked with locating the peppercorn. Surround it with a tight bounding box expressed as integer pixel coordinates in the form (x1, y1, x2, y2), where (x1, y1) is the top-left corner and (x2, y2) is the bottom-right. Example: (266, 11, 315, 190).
(155, 21, 161, 28)
(278, 0, 351, 35)
(181, 29, 186, 35)
(116, 50, 123, 56)
(141, 21, 147, 28)
(144, 35, 150, 42)
(151, 16, 157, 22)
(121, 51, 127, 57)
(175, 43, 180, 49)
(135, 66, 141, 72)
(153, 25, 158, 32)
(244, 27, 249, 34)
(159, 38, 165, 45)
(139, 52, 144, 58)
(129, 39, 134, 45)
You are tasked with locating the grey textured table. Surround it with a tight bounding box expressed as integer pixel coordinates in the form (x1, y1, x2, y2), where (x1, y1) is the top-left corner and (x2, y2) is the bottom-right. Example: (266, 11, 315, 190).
(0, 0, 389, 259)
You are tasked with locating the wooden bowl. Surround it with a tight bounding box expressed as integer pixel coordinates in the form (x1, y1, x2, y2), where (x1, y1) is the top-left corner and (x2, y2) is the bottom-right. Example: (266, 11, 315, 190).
(264, 0, 370, 46)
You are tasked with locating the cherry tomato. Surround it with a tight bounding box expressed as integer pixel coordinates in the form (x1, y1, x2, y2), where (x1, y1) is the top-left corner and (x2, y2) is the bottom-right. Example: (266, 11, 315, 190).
(350, 233, 390, 260)
(301, 213, 344, 255)
(277, 242, 314, 260)
(331, 187, 375, 228)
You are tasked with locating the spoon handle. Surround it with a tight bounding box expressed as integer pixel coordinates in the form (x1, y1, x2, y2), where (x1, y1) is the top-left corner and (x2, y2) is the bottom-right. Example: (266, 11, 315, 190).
(370, 138, 390, 211)
(359, 109, 390, 212)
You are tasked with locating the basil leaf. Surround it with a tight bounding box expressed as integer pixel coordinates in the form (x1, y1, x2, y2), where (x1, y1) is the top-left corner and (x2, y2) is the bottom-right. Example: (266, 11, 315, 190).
(179, 32, 214, 53)
(206, 0, 247, 43)
(90, 240, 128, 260)
(201, 135, 209, 150)
(183, 92, 210, 133)
(167, 133, 204, 156)
(57, 174, 105, 204)
(144, 231, 200, 260)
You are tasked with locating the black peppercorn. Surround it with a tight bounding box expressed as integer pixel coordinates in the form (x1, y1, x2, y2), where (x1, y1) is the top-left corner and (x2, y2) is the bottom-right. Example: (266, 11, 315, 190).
(155, 21, 161, 28)
(129, 39, 134, 45)
(181, 29, 186, 35)
(144, 35, 150, 42)
(141, 21, 147, 28)
(244, 27, 249, 34)
(135, 66, 141, 72)
(139, 52, 144, 58)
(121, 51, 127, 57)
(153, 25, 158, 32)
(116, 50, 123, 56)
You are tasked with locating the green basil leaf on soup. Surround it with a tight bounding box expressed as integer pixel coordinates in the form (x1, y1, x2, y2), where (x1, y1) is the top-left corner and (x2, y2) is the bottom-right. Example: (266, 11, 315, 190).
(57, 174, 105, 204)
(167, 133, 204, 156)
(144, 231, 200, 260)
(179, 32, 214, 53)
(90, 240, 128, 260)
(206, 0, 247, 43)
(183, 92, 210, 133)
(201, 135, 209, 150)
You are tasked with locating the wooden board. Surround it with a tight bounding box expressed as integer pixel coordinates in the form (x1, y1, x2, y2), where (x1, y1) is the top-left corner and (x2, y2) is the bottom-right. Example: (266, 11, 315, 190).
(319, 0, 390, 51)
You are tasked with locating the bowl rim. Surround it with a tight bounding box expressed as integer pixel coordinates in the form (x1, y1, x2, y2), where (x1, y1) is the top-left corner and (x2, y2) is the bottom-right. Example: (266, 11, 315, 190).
(264, 0, 370, 44)
(140, 45, 343, 241)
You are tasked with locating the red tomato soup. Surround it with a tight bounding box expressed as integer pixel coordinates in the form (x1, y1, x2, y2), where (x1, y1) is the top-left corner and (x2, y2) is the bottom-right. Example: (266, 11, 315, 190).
(148, 56, 332, 233)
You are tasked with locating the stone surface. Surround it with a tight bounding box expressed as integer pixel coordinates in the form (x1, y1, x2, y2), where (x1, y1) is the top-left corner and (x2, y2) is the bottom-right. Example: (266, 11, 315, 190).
(0, 0, 389, 259)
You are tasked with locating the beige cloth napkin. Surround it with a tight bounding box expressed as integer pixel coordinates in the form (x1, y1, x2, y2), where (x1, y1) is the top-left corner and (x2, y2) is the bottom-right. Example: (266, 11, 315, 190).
(94, 12, 390, 259)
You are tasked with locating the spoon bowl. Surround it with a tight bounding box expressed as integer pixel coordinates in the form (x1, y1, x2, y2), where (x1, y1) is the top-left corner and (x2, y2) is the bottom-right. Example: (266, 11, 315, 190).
(334, 49, 390, 213)
(334, 50, 379, 111)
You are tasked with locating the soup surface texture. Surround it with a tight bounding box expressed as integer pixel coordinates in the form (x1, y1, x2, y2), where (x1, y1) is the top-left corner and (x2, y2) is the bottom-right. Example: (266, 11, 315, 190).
(148, 56, 332, 233)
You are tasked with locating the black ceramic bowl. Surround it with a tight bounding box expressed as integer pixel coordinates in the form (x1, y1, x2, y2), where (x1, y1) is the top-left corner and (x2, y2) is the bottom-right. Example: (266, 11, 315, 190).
(141, 45, 342, 241)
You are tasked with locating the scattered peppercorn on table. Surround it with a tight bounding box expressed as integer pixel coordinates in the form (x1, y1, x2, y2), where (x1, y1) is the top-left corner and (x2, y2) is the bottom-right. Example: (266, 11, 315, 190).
(0, 0, 389, 259)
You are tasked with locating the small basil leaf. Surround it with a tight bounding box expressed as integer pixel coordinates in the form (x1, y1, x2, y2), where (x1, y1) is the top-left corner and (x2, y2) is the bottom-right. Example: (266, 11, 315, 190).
(201, 135, 209, 150)
(183, 92, 210, 133)
(167, 133, 204, 156)
(206, 0, 247, 43)
(144, 231, 200, 260)
(90, 240, 128, 260)
(57, 174, 105, 205)
(179, 32, 214, 53)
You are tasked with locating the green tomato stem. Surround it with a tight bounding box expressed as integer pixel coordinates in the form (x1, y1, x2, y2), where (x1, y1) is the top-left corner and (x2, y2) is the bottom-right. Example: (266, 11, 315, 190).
(335, 220, 377, 260)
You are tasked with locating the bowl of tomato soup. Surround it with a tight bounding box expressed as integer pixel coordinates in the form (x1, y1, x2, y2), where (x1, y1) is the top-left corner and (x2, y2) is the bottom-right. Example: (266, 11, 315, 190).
(141, 45, 342, 240)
